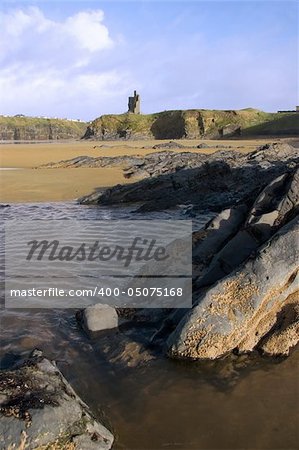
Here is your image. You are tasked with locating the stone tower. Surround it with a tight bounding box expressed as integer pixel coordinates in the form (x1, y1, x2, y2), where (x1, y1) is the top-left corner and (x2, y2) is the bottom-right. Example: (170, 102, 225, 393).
(128, 90, 140, 114)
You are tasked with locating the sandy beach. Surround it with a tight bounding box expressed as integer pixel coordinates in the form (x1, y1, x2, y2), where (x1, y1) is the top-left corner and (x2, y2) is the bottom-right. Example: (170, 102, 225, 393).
(0, 138, 286, 202)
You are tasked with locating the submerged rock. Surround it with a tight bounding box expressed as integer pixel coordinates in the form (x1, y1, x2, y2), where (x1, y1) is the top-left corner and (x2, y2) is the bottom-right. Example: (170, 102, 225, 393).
(81, 304, 119, 334)
(0, 351, 114, 449)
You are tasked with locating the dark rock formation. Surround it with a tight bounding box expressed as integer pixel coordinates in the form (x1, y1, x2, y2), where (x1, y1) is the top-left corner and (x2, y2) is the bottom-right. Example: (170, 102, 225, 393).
(93, 166, 298, 361)
(194, 168, 299, 288)
(79, 143, 298, 212)
(40, 149, 211, 179)
(152, 141, 187, 149)
(192, 205, 249, 280)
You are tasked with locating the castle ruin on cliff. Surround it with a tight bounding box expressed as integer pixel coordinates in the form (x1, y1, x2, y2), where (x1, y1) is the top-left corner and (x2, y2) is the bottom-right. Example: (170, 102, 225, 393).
(128, 91, 140, 114)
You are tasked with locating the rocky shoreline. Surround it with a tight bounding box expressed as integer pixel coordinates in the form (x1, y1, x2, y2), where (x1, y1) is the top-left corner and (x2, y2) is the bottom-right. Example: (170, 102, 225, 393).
(76, 142, 298, 212)
(75, 141, 298, 362)
(80, 169, 299, 360)
(0, 350, 114, 449)
(1, 140, 298, 448)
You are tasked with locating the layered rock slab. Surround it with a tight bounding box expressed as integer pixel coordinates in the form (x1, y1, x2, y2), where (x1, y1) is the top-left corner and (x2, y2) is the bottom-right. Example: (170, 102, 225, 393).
(167, 215, 299, 359)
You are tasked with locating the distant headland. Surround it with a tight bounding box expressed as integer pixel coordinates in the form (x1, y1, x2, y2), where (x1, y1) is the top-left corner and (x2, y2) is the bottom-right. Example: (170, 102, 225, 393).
(1, 93, 298, 141)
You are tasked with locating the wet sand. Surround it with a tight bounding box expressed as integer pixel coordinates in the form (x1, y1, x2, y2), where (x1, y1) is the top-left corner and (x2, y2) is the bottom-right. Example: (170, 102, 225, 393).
(0, 138, 286, 203)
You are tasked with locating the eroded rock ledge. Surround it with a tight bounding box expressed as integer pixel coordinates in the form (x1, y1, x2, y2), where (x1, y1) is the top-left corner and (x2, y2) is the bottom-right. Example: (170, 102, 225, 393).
(0, 350, 114, 449)
(77, 142, 299, 212)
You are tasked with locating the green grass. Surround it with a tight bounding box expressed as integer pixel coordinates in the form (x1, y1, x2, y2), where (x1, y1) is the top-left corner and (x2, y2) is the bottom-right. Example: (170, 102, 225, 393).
(89, 109, 297, 139)
(242, 113, 299, 136)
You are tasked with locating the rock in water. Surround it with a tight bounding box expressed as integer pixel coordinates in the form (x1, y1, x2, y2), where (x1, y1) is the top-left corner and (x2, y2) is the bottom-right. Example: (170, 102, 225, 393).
(0, 351, 114, 449)
(82, 304, 119, 333)
(167, 215, 299, 360)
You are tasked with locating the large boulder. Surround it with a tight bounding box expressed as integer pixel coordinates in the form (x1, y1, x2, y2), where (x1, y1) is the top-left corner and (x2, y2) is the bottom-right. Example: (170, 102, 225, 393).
(167, 215, 299, 360)
(0, 351, 114, 449)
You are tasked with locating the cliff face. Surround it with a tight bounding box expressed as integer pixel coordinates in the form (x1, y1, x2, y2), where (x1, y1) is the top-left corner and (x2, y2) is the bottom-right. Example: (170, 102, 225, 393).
(0, 116, 88, 140)
(83, 109, 297, 140)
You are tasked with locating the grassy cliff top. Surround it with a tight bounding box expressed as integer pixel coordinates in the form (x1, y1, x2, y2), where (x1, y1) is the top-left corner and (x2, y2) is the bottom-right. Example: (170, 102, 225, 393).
(0, 115, 89, 140)
(87, 108, 298, 139)
(0, 115, 88, 128)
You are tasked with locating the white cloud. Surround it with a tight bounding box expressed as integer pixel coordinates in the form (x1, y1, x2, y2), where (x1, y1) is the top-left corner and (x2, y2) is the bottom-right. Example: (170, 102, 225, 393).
(0, 63, 132, 119)
(63, 11, 113, 52)
(0, 7, 113, 56)
(0, 6, 125, 119)
(0, 7, 51, 37)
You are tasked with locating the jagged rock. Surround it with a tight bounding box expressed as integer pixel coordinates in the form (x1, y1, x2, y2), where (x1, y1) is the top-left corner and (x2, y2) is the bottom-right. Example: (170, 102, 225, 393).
(247, 142, 297, 163)
(147, 169, 299, 352)
(40, 154, 142, 169)
(41, 150, 208, 179)
(0, 351, 114, 449)
(78, 143, 299, 211)
(167, 215, 299, 360)
(195, 168, 299, 288)
(82, 304, 119, 333)
(192, 205, 248, 279)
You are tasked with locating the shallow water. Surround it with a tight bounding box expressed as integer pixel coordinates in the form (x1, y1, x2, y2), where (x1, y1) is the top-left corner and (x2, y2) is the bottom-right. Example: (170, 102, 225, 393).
(0, 168, 22, 170)
(0, 202, 298, 450)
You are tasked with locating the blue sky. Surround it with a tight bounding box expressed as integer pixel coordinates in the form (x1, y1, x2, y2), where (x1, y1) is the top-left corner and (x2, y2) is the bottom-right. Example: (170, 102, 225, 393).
(0, 1, 297, 120)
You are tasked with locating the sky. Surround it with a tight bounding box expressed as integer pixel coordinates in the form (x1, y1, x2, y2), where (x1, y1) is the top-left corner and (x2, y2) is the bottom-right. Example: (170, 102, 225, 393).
(0, 0, 298, 121)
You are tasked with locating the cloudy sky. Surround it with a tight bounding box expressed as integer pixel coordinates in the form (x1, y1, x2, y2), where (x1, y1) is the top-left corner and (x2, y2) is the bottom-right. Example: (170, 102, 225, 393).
(0, 1, 297, 121)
